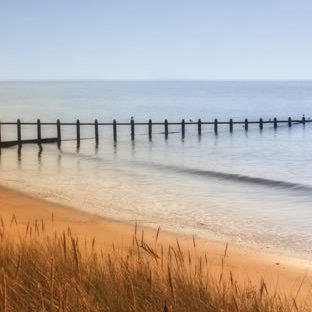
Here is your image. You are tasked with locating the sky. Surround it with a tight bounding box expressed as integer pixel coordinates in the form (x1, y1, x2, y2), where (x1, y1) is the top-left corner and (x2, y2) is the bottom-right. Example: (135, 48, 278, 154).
(0, 0, 312, 80)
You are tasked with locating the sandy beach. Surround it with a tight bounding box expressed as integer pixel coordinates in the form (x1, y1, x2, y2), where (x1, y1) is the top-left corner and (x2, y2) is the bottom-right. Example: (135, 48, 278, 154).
(0, 185, 311, 301)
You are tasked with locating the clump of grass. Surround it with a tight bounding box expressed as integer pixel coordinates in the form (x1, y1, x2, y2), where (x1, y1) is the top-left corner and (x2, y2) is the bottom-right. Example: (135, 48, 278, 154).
(0, 217, 310, 311)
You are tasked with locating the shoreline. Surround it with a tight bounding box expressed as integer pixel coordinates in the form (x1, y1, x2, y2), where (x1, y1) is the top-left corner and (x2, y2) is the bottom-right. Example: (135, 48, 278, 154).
(2, 176, 311, 264)
(0, 184, 311, 298)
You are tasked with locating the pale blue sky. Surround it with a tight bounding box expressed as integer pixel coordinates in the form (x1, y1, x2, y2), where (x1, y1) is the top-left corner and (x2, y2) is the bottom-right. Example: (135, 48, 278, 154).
(1, 0, 312, 80)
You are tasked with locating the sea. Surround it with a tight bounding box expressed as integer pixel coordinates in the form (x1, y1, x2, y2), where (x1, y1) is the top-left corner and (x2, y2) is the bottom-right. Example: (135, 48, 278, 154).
(0, 81, 312, 259)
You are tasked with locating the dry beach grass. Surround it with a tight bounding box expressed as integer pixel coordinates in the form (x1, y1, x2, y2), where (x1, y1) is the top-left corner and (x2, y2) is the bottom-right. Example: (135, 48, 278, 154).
(0, 217, 311, 311)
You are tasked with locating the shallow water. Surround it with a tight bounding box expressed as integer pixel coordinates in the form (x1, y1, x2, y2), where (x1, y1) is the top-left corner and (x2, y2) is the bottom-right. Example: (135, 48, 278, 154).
(0, 81, 312, 259)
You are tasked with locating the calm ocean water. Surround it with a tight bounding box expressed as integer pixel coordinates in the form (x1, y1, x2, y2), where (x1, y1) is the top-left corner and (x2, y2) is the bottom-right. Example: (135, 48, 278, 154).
(0, 81, 312, 259)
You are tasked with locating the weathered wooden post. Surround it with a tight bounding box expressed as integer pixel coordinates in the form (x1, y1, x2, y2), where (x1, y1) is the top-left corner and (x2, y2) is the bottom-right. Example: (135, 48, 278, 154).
(229, 118, 233, 132)
(148, 119, 152, 141)
(244, 118, 248, 131)
(181, 119, 185, 139)
(37, 119, 42, 149)
(76, 120, 80, 148)
(94, 119, 99, 147)
(17, 119, 22, 148)
(259, 118, 263, 131)
(164, 119, 168, 139)
(302, 115, 306, 125)
(131, 118, 135, 141)
(214, 118, 218, 134)
(197, 119, 202, 136)
(288, 117, 292, 127)
(273, 117, 277, 129)
(57, 119, 61, 149)
(113, 119, 117, 143)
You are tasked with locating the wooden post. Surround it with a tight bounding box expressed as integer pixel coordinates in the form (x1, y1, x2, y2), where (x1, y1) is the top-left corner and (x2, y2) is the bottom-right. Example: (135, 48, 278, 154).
(94, 119, 99, 147)
(164, 119, 168, 139)
(302, 115, 306, 125)
(214, 118, 218, 134)
(288, 117, 292, 127)
(181, 119, 185, 139)
(76, 120, 80, 148)
(131, 118, 135, 141)
(0, 121, 2, 152)
(197, 119, 202, 136)
(259, 118, 263, 130)
(57, 119, 61, 149)
(229, 119, 233, 132)
(17, 119, 22, 148)
(37, 119, 42, 149)
(148, 119, 152, 141)
(244, 118, 248, 131)
(113, 119, 117, 143)
(274, 117, 277, 129)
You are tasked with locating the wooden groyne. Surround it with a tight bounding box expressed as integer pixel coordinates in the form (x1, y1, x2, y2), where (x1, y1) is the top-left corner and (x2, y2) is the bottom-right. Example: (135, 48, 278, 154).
(0, 116, 309, 149)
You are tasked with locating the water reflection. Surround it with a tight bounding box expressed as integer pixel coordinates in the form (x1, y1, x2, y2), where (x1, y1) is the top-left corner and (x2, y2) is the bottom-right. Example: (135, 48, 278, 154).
(37, 149, 42, 165)
(17, 147, 22, 165)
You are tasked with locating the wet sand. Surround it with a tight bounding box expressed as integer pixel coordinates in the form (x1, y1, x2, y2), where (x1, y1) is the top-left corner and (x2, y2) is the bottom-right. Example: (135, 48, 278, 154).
(0, 185, 311, 300)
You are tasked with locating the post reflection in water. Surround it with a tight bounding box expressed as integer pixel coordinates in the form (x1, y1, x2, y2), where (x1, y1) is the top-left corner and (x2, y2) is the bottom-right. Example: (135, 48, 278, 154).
(17, 147, 22, 166)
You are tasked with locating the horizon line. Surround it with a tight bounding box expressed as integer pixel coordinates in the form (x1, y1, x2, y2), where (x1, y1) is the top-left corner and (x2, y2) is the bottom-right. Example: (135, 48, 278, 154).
(1, 78, 312, 83)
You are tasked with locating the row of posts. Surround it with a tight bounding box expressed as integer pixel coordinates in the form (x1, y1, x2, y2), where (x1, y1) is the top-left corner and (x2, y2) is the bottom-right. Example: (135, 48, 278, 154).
(12, 116, 307, 149)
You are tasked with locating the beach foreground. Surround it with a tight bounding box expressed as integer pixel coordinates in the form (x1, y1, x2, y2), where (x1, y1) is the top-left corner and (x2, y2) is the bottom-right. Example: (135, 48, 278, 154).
(0, 186, 311, 311)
